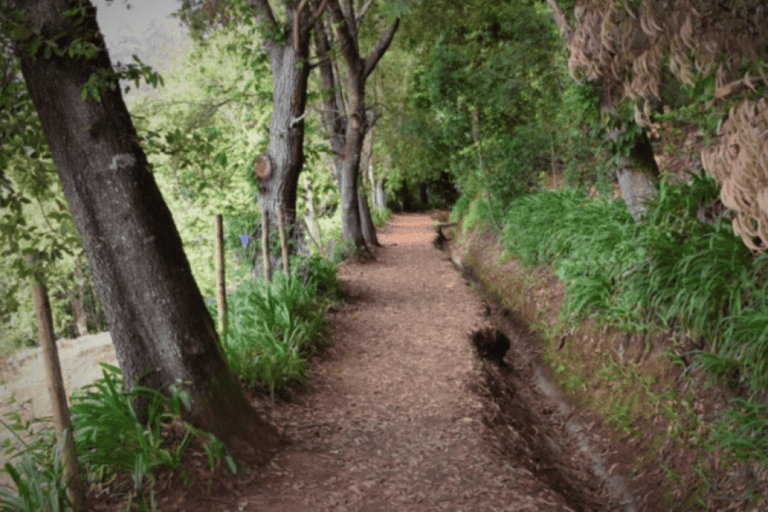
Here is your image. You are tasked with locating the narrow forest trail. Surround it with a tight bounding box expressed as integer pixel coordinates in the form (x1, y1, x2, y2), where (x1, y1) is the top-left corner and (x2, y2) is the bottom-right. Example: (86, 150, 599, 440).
(174, 214, 611, 512)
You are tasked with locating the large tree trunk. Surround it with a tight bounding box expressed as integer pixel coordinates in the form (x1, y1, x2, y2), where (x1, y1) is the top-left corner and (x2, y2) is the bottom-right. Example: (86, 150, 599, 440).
(258, 39, 310, 251)
(8, 0, 279, 465)
(614, 129, 659, 222)
(249, 0, 319, 264)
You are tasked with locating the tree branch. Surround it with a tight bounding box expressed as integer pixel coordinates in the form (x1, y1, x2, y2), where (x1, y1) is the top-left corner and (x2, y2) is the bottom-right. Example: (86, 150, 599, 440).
(309, 0, 329, 26)
(327, 0, 360, 65)
(290, 108, 311, 128)
(342, 0, 358, 42)
(293, 0, 310, 49)
(545, 0, 572, 41)
(362, 18, 399, 79)
(355, 0, 375, 29)
(246, 0, 277, 28)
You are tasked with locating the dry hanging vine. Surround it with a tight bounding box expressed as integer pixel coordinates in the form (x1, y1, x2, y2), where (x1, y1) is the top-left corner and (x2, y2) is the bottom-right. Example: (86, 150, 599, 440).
(559, 0, 768, 251)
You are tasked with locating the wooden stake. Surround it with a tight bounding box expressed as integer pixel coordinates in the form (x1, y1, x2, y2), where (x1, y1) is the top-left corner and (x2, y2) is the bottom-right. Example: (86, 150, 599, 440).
(215, 215, 227, 338)
(261, 209, 271, 282)
(277, 205, 290, 274)
(26, 254, 84, 511)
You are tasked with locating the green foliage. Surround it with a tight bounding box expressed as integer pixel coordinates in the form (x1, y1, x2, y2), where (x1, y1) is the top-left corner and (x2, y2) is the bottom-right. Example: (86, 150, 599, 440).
(208, 254, 341, 400)
(0, 40, 108, 353)
(384, 0, 562, 210)
(0, 363, 237, 511)
(370, 207, 392, 228)
(713, 398, 768, 466)
(69, 364, 194, 494)
(0, 413, 66, 512)
(497, 174, 768, 466)
(499, 172, 765, 364)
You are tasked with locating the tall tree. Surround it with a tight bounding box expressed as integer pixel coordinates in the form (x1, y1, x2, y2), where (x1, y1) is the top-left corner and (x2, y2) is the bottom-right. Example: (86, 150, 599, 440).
(176, 0, 327, 260)
(546, 0, 660, 222)
(245, 0, 326, 251)
(324, 0, 399, 249)
(1, 0, 279, 464)
(314, 17, 380, 247)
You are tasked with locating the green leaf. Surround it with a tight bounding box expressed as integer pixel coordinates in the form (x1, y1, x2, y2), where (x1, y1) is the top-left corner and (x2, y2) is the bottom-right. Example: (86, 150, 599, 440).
(11, 24, 34, 41)
(28, 38, 42, 56)
(214, 152, 228, 167)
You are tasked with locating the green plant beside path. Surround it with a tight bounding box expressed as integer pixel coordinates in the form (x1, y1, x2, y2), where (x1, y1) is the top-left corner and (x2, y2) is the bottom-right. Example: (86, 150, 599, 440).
(1, 253, 341, 511)
(461, 172, 768, 472)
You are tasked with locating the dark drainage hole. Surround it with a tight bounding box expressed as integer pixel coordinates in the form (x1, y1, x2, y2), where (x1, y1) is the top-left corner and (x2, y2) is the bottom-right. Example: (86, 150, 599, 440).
(470, 327, 510, 366)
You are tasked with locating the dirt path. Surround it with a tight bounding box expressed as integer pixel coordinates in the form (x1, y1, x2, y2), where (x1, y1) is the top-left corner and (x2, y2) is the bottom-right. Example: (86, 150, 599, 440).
(191, 214, 604, 512)
(1, 214, 614, 510)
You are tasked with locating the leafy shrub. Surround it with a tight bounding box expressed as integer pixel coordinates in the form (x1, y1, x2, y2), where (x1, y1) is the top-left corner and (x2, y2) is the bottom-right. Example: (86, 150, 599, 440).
(210, 254, 340, 400)
(370, 207, 392, 228)
(0, 414, 65, 512)
(1, 363, 233, 511)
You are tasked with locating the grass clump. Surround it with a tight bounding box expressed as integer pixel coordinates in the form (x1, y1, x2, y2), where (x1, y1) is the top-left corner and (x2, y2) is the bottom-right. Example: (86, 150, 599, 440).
(1, 363, 233, 512)
(497, 170, 768, 466)
(208, 253, 342, 400)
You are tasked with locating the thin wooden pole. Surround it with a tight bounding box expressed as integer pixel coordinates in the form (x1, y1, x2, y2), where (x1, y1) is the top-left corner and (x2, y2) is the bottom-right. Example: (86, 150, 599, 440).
(276, 205, 290, 274)
(261, 209, 271, 282)
(26, 254, 84, 511)
(215, 215, 227, 338)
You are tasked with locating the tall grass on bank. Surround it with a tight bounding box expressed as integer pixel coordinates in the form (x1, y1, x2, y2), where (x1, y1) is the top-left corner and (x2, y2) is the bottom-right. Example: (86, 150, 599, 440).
(491, 172, 768, 464)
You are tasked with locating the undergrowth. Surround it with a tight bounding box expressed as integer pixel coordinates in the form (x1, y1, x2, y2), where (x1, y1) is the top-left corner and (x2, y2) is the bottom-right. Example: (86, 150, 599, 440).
(206, 253, 342, 400)
(1, 253, 342, 511)
(463, 170, 768, 468)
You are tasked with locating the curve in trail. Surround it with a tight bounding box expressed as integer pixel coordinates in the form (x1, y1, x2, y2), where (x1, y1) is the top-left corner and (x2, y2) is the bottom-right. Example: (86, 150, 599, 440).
(229, 214, 600, 512)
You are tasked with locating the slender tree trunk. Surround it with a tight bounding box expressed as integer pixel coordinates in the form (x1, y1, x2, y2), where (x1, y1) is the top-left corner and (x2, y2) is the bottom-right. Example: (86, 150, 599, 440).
(70, 296, 88, 337)
(315, 20, 347, 190)
(324, 0, 399, 251)
(613, 129, 659, 222)
(27, 254, 84, 510)
(339, 76, 367, 248)
(358, 184, 379, 246)
(8, 0, 279, 465)
(303, 177, 324, 254)
(315, 19, 366, 247)
(72, 254, 89, 336)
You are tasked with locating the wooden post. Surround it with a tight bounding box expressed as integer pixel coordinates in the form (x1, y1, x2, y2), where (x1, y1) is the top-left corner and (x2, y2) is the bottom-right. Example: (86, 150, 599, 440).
(261, 209, 271, 283)
(26, 254, 84, 511)
(276, 205, 290, 274)
(215, 215, 227, 338)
